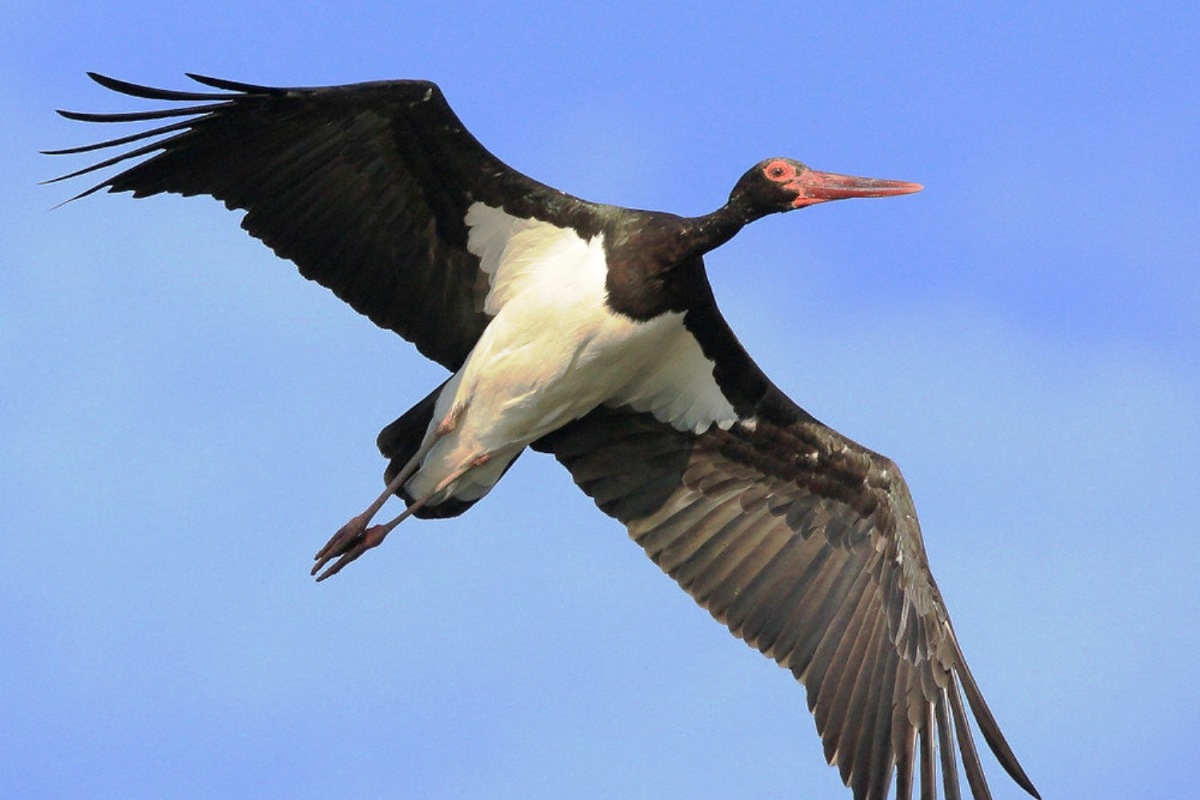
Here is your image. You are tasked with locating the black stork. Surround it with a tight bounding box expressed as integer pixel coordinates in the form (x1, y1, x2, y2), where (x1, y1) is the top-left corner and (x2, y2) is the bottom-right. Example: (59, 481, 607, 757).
(46, 73, 1039, 800)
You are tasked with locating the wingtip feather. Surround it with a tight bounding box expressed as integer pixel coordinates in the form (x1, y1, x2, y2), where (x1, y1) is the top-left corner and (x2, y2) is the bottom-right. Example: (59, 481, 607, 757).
(951, 647, 1041, 798)
(184, 72, 284, 95)
(84, 71, 229, 101)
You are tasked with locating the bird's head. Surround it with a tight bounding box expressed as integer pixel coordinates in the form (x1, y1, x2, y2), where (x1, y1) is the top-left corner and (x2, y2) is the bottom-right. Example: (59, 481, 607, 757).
(731, 157, 922, 220)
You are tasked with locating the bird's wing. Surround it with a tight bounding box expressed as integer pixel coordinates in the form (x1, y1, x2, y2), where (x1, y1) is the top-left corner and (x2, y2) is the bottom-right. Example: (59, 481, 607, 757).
(533, 383, 1039, 800)
(45, 73, 579, 370)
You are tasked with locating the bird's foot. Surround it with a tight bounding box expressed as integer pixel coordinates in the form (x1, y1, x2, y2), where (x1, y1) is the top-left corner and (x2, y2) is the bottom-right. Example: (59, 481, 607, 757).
(311, 514, 392, 582)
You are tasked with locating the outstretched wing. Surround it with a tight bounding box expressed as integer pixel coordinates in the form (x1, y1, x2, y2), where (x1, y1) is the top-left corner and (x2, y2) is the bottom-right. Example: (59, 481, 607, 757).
(534, 401, 1039, 800)
(45, 73, 579, 370)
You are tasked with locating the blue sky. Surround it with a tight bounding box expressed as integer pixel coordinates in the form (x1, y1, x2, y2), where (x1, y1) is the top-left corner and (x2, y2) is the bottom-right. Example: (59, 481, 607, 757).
(3, 2, 1198, 798)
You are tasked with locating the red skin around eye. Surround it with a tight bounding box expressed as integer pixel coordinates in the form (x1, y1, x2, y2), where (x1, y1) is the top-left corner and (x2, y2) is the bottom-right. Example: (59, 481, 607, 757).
(763, 159, 797, 181)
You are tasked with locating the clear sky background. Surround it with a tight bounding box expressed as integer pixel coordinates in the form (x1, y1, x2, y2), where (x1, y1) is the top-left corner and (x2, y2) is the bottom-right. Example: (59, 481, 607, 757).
(3, 3, 1198, 799)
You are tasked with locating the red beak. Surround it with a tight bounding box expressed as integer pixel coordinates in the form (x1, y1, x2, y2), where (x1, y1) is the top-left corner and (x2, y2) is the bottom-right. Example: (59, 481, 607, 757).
(789, 169, 922, 209)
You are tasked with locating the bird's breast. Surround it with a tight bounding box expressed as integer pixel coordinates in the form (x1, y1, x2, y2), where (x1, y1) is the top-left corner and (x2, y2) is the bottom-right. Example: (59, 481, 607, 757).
(454, 207, 669, 446)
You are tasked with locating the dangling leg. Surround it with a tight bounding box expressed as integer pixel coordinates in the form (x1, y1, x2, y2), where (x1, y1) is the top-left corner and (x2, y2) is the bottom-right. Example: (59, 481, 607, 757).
(311, 451, 491, 582)
(310, 399, 471, 577)
(310, 450, 422, 567)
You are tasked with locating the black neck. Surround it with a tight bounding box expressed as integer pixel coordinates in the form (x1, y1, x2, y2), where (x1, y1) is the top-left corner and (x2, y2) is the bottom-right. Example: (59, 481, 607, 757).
(672, 200, 756, 263)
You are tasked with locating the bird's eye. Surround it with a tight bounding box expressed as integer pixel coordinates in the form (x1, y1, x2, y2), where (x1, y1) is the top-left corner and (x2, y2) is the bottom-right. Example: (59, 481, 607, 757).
(764, 160, 794, 181)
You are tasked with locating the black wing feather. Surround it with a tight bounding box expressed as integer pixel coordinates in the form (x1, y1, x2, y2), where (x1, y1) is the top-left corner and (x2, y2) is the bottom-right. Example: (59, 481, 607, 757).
(534, 399, 1040, 800)
(45, 73, 569, 370)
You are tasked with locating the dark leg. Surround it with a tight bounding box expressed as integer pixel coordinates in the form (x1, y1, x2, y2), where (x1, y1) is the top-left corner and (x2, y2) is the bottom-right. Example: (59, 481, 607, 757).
(310, 452, 490, 581)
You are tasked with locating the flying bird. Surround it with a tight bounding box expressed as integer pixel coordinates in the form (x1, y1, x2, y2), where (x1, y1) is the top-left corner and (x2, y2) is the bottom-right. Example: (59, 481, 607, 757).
(47, 73, 1039, 800)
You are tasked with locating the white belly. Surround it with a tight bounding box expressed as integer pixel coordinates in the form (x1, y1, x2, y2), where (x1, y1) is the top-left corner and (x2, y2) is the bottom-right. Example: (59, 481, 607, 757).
(403, 203, 737, 506)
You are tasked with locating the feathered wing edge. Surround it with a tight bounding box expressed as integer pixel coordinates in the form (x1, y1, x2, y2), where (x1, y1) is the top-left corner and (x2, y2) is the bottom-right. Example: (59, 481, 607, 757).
(44, 73, 282, 199)
(44, 73, 509, 370)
